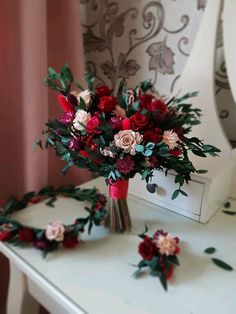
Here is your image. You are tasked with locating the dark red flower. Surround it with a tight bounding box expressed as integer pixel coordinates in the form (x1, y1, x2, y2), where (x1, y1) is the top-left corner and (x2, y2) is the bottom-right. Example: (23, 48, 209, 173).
(143, 130, 162, 143)
(96, 85, 112, 97)
(58, 94, 75, 113)
(29, 196, 41, 204)
(63, 233, 79, 249)
(138, 236, 157, 260)
(148, 99, 168, 119)
(162, 265, 174, 281)
(146, 156, 160, 168)
(116, 156, 135, 175)
(130, 113, 148, 131)
(98, 96, 116, 113)
(19, 227, 35, 243)
(173, 126, 184, 140)
(68, 138, 83, 151)
(33, 238, 51, 251)
(170, 149, 182, 157)
(86, 116, 101, 134)
(0, 231, 12, 241)
(139, 94, 154, 109)
(109, 117, 122, 130)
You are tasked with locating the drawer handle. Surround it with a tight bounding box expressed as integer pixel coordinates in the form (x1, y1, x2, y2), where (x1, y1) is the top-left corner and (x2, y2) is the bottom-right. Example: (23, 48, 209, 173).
(146, 183, 158, 193)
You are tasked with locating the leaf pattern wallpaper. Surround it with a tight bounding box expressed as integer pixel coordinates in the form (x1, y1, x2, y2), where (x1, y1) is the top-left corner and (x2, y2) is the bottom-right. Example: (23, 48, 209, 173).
(80, 0, 236, 142)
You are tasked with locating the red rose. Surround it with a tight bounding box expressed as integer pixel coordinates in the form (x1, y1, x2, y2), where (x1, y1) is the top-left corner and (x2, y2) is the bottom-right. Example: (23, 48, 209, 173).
(138, 236, 157, 260)
(86, 116, 101, 134)
(63, 233, 79, 249)
(0, 231, 12, 241)
(139, 94, 154, 109)
(148, 100, 167, 118)
(57, 94, 75, 113)
(19, 227, 35, 243)
(121, 117, 131, 130)
(143, 130, 161, 143)
(98, 96, 116, 113)
(96, 85, 112, 97)
(130, 113, 148, 131)
(29, 196, 41, 204)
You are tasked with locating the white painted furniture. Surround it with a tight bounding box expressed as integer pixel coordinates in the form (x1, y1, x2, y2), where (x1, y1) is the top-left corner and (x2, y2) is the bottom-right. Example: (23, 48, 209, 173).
(1, 177, 236, 314)
(131, 0, 236, 221)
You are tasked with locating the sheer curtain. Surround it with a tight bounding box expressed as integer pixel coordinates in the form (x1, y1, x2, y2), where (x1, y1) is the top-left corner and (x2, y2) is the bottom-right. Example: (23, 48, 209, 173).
(0, 1, 91, 312)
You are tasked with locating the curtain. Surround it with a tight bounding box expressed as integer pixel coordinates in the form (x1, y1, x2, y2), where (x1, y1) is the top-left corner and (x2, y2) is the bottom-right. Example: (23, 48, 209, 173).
(0, 1, 91, 312)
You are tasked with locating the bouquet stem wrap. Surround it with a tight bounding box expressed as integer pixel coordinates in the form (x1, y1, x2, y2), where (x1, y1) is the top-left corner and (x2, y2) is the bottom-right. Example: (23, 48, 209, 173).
(105, 180, 131, 233)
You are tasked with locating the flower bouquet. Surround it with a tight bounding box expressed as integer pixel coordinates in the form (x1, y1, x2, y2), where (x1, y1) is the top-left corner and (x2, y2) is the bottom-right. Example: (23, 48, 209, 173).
(43, 64, 219, 233)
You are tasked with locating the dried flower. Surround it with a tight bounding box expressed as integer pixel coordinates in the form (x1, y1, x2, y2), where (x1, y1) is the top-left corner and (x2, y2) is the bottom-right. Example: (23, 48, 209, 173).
(155, 234, 179, 256)
(45, 221, 65, 242)
(162, 130, 180, 149)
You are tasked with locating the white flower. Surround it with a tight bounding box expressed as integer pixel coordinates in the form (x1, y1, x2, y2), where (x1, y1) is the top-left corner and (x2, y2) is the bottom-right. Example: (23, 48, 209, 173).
(45, 221, 65, 242)
(100, 147, 116, 158)
(73, 109, 91, 131)
(77, 90, 92, 108)
(155, 234, 178, 256)
(114, 130, 143, 154)
(162, 130, 180, 149)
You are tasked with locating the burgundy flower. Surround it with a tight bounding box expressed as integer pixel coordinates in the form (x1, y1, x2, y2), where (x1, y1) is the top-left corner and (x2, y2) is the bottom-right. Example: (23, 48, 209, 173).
(153, 229, 168, 239)
(19, 227, 35, 243)
(0, 231, 12, 241)
(130, 113, 148, 131)
(138, 236, 157, 260)
(146, 156, 160, 168)
(59, 111, 75, 124)
(139, 94, 154, 109)
(109, 117, 122, 130)
(33, 238, 51, 251)
(86, 116, 101, 134)
(143, 130, 162, 143)
(29, 196, 41, 204)
(169, 149, 182, 157)
(116, 156, 135, 175)
(63, 233, 79, 249)
(148, 99, 168, 119)
(68, 138, 83, 151)
(96, 85, 112, 97)
(97, 96, 116, 113)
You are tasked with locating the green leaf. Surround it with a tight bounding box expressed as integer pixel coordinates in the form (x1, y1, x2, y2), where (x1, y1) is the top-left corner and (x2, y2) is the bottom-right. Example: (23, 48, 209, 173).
(196, 169, 208, 174)
(45, 197, 57, 207)
(222, 210, 236, 216)
(224, 201, 231, 209)
(171, 189, 180, 200)
(179, 189, 188, 197)
(175, 174, 184, 186)
(211, 258, 233, 271)
(204, 247, 216, 254)
(168, 255, 180, 266)
(159, 273, 168, 291)
(192, 150, 206, 157)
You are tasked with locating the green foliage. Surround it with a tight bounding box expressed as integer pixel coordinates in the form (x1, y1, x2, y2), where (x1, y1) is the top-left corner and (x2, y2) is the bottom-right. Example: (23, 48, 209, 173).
(211, 258, 233, 271)
(45, 63, 73, 94)
(204, 247, 216, 254)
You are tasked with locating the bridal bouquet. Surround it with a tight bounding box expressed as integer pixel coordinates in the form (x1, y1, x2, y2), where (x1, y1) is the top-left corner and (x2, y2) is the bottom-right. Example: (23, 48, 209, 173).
(43, 64, 219, 232)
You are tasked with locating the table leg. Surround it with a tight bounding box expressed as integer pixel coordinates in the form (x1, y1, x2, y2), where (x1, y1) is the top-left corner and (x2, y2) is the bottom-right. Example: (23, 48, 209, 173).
(7, 261, 40, 314)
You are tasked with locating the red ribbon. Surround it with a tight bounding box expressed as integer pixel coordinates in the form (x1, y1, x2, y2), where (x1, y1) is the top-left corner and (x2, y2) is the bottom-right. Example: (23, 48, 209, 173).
(109, 180, 129, 199)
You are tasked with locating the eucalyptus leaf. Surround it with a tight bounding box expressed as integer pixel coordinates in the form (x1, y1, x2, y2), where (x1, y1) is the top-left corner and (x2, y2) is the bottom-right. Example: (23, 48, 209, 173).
(204, 247, 216, 254)
(211, 258, 233, 271)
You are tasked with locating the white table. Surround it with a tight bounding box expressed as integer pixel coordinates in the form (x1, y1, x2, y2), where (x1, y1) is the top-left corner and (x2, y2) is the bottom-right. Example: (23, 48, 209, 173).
(1, 177, 236, 314)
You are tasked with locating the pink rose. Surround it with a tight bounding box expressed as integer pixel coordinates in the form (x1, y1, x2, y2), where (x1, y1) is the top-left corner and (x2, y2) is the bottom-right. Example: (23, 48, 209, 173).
(154, 234, 179, 256)
(45, 221, 65, 242)
(114, 130, 143, 155)
(162, 130, 180, 149)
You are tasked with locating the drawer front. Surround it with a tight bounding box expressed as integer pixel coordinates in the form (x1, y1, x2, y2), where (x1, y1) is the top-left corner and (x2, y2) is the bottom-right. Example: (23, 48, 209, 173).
(129, 171, 204, 216)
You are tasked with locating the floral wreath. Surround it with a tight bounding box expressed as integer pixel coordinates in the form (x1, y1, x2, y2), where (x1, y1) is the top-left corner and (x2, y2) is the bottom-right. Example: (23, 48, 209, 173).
(0, 185, 107, 256)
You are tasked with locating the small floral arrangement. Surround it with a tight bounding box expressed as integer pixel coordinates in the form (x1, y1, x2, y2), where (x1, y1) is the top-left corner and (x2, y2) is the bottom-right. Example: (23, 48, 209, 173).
(134, 227, 180, 291)
(42, 64, 220, 232)
(0, 185, 107, 256)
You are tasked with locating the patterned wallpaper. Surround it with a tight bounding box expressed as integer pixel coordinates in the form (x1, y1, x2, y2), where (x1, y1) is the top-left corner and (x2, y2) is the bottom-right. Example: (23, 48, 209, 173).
(80, 0, 236, 142)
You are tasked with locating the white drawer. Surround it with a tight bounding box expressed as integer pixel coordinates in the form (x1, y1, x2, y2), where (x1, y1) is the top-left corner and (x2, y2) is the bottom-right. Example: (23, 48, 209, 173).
(129, 171, 205, 218)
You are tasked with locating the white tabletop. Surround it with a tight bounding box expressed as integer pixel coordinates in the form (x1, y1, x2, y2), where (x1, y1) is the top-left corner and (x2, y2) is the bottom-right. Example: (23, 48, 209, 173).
(1, 177, 236, 314)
